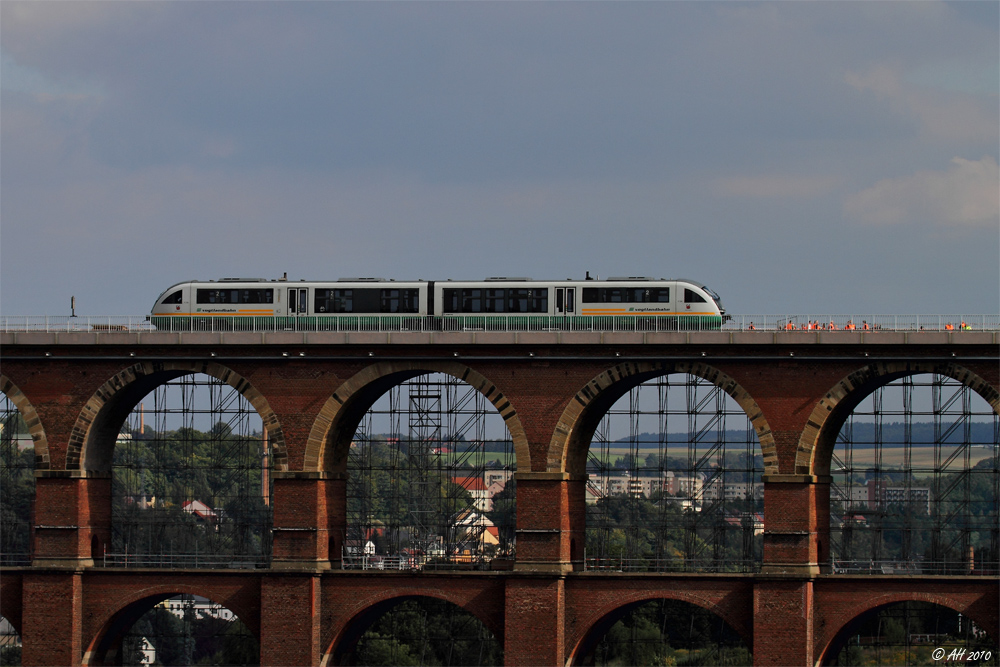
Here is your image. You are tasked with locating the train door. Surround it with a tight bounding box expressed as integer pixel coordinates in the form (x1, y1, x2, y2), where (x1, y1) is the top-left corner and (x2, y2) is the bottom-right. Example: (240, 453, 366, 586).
(286, 288, 308, 324)
(555, 287, 575, 327)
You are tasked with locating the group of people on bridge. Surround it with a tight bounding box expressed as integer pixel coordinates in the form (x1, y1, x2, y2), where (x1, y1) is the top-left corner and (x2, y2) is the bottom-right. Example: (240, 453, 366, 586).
(744, 320, 974, 331)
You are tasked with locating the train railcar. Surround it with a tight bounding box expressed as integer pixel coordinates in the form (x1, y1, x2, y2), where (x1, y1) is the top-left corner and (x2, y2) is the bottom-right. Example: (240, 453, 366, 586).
(149, 276, 725, 331)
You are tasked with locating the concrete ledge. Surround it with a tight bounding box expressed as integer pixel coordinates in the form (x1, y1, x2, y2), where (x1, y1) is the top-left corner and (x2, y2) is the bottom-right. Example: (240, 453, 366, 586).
(2, 329, 997, 349)
(954, 332, 995, 344)
(598, 332, 645, 345)
(470, 332, 518, 345)
(556, 332, 604, 345)
(32, 557, 94, 569)
(863, 332, 907, 345)
(514, 332, 562, 345)
(761, 474, 832, 484)
(176, 332, 225, 344)
(759, 563, 825, 578)
(269, 559, 332, 572)
(818, 331, 862, 344)
(513, 561, 575, 574)
(271, 471, 346, 480)
(36, 470, 112, 479)
(643, 332, 690, 345)
(514, 472, 585, 481)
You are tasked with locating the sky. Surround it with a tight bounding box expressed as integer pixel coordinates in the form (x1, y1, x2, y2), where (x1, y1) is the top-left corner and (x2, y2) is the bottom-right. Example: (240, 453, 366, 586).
(1, 1, 997, 317)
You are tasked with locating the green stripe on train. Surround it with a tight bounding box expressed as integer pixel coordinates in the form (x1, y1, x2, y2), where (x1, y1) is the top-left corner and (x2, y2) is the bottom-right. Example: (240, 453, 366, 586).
(150, 314, 723, 332)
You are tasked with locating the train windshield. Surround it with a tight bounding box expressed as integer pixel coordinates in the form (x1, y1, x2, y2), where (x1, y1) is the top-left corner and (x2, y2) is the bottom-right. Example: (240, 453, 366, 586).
(702, 285, 725, 312)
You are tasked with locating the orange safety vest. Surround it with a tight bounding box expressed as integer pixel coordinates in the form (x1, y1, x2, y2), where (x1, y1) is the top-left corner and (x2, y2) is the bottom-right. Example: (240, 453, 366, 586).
(862, 322, 870, 330)
(945, 323, 954, 330)
(845, 323, 855, 330)
(785, 322, 794, 330)
(829, 322, 837, 330)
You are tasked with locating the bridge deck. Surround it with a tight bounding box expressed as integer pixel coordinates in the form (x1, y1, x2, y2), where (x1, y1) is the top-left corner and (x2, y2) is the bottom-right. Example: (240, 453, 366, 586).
(3, 329, 998, 347)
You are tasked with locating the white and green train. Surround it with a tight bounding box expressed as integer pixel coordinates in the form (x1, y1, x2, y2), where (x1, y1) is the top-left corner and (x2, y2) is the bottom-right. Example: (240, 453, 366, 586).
(149, 276, 726, 331)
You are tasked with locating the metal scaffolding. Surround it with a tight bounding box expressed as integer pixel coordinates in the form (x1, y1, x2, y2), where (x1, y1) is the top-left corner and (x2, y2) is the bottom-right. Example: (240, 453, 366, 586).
(345, 373, 516, 570)
(0, 392, 33, 565)
(586, 374, 763, 573)
(110, 374, 272, 568)
(831, 374, 1000, 575)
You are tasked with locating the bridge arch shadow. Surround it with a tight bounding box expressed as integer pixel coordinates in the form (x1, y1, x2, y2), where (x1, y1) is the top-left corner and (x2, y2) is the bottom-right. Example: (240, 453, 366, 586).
(548, 361, 777, 476)
(325, 593, 503, 666)
(796, 361, 999, 477)
(85, 587, 260, 666)
(66, 361, 287, 472)
(818, 596, 999, 666)
(568, 595, 751, 666)
(303, 361, 529, 474)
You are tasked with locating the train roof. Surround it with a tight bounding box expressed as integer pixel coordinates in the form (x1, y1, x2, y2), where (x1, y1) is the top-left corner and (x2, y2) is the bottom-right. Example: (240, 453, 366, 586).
(161, 276, 712, 285)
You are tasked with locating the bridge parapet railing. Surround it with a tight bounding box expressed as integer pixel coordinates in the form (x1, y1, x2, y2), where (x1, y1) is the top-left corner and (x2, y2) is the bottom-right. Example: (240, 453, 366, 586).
(728, 314, 1000, 332)
(829, 559, 999, 575)
(101, 552, 268, 569)
(1, 315, 998, 334)
(584, 556, 761, 574)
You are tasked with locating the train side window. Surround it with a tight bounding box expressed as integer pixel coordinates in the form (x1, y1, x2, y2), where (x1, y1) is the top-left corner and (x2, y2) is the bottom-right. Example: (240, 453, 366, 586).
(507, 289, 529, 313)
(443, 289, 460, 313)
(197, 289, 226, 304)
(650, 288, 670, 302)
(485, 289, 506, 313)
(335, 290, 353, 313)
(379, 289, 418, 313)
(240, 289, 274, 304)
(353, 289, 381, 313)
(381, 289, 401, 313)
(684, 288, 706, 303)
(316, 289, 353, 313)
(401, 289, 419, 313)
(582, 288, 599, 303)
(530, 289, 547, 312)
(314, 290, 328, 313)
(606, 288, 624, 303)
(161, 290, 183, 304)
(461, 289, 483, 313)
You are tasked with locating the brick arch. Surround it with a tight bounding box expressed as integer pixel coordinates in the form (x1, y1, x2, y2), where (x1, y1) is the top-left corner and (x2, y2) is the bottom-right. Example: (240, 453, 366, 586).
(302, 361, 529, 473)
(816, 592, 999, 665)
(796, 361, 1000, 477)
(325, 588, 505, 664)
(549, 361, 777, 476)
(84, 583, 261, 666)
(1, 374, 50, 470)
(567, 591, 752, 666)
(66, 361, 287, 472)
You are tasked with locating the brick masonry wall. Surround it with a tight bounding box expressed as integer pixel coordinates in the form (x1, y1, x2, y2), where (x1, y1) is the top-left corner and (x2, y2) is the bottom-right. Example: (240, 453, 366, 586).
(812, 578, 1000, 663)
(1, 339, 996, 665)
(563, 575, 754, 662)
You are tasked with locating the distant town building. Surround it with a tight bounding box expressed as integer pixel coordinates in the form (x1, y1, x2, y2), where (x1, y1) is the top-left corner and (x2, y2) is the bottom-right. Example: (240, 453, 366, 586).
(833, 479, 931, 515)
(181, 500, 217, 522)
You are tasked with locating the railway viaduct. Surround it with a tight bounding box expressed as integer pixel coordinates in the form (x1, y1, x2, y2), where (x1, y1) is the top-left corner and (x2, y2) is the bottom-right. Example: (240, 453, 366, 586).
(1, 328, 998, 666)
